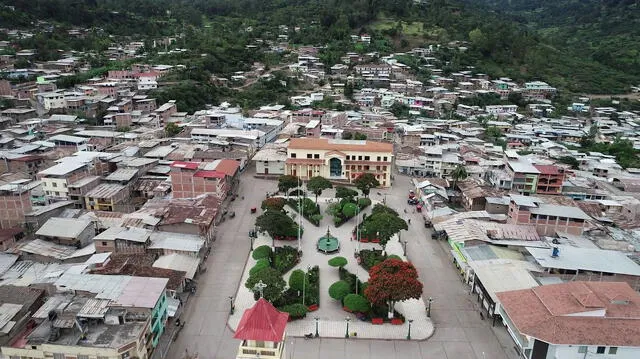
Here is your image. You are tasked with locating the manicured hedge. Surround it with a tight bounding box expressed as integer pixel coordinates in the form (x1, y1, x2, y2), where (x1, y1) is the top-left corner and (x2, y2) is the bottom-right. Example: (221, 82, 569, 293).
(252, 245, 272, 260)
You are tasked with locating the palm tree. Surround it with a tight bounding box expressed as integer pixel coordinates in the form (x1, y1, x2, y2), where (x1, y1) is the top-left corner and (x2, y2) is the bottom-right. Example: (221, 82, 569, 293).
(450, 164, 468, 190)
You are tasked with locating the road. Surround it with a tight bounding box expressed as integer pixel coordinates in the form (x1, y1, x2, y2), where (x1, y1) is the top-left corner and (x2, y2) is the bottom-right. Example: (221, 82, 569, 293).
(168, 167, 519, 359)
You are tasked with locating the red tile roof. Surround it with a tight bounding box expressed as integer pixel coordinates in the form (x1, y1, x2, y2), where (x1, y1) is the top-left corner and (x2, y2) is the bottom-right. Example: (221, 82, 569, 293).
(533, 165, 562, 175)
(497, 281, 640, 346)
(214, 159, 240, 177)
(288, 138, 393, 153)
(234, 298, 288, 342)
(170, 161, 199, 170)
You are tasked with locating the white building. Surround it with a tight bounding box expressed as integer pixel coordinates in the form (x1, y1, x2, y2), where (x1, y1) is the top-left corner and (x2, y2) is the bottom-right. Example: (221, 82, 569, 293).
(497, 281, 640, 359)
(37, 91, 66, 111)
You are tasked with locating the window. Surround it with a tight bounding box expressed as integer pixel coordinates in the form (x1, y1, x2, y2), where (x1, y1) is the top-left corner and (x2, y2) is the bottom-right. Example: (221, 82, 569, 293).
(314, 154, 319, 159)
(609, 347, 618, 354)
(291, 153, 296, 158)
(364, 156, 370, 161)
(358, 156, 362, 160)
(383, 156, 388, 161)
(596, 347, 605, 354)
(577, 346, 587, 354)
(548, 216, 557, 221)
(307, 154, 312, 159)
(52, 182, 57, 188)
(102, 241, 108, 246)
(377, 156, 381, 161)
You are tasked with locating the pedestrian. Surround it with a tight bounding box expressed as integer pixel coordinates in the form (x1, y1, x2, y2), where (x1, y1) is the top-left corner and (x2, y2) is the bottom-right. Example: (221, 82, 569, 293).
(408, 218, 411, 224)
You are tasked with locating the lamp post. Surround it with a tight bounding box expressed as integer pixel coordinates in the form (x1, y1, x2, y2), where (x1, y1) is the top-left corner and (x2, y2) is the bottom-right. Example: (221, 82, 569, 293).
(314, 317, 319, 337)
(406, 319, 413, 340)
(249, 229, 255, 251)
(402, 238, 407, 256)
(302, 265, 310, 306)
(345, 317, 350, 338)
(228, 296, 234, 315)
(355, 204, 361, 255)
(427, 297, 433, 317)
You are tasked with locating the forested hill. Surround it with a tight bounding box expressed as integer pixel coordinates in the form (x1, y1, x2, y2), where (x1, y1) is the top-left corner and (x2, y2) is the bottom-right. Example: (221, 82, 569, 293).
(1, 0, 638, 94)
(462, 0, 640, 78)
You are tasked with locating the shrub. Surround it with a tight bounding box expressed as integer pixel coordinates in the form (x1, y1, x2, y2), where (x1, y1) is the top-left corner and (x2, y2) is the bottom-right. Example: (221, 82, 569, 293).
(359, 249, 387, 270)
(289, 269, 308, 292)
(342, 202, 358, 218)
(328, 280, 351, 301)
(279, 303, 308, 319)
(273, 246, 299, 274)
(387, 254, 402, 261)
(289, 189, 304, 196)
(250, 259, 270, 276)
(358, 197, 372, 208)
(339, 266, 365, 295)
(311, 214, 323, 224)
(328, 256, 348, 268)
(343, 294, 371, 313)
(252, 245, 272, 260)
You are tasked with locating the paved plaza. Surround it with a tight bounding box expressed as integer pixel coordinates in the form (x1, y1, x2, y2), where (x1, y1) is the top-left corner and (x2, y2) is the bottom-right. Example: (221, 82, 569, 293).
(228, 195, 434, 340)
(168, 167, 520, 359)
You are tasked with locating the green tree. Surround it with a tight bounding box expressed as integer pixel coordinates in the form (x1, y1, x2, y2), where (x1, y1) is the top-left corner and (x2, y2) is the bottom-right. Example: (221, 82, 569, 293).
(288, 269, 308, 292)
(342, 132, 353, 140)
(580, 125, 598, 148)
(255, 210, 300, 238)
(344, 83, 354, 99)
(342, 202, 358, 218)
(165, 122, 181, 137)
(335, 186, 358, 200)
(250, 259, 270, 276)
(278, 175, 300, 196)
(450, 165, 468, 189)
(361, 212, 408, 250)
(245, 267, 286, 302)
(558, 156, 580, 169)
(329, 280, 351, 301)
(307, 176, 333, 203)
(354, 173, 380, 197)
(252, 245, 272, 260)
(389, 102, 410, 118)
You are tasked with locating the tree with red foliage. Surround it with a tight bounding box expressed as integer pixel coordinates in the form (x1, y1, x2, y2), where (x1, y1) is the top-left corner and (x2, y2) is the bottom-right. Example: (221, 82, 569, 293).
(364, 258, 423, 319)
(261, 197, 286, 212)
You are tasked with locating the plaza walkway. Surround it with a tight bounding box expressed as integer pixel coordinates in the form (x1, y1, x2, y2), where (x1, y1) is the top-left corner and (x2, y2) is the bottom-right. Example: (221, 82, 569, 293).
(228, 196, 434, 340)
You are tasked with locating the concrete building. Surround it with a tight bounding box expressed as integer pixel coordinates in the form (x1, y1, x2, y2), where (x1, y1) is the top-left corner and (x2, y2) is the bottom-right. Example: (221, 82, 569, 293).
(170, 161, 227, 199)
(154, 100, 177, 124)
(285, 138, 393, 187)
(507, 195, 592, 236)
(507, 160, 540, 195)
(0, 180, 33, 229)
(534, 165, 565, 195)
(2, 274, 169, 358)
(497, 281, 640, 359)
(252, 142, 288, 176)
(84, 183, 130, 212)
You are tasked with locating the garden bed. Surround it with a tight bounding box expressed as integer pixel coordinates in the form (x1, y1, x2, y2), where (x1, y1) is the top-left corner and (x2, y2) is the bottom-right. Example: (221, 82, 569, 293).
(273, 246, 300, 274)
(274, 265, 320, 321)
(286, 198, 322, 226)
(357, 249, 387, 271)
(327, 197, 372, 227)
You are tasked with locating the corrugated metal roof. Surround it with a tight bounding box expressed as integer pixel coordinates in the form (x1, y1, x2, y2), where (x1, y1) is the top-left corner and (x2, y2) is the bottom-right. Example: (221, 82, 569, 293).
(36, 217, 92, 239)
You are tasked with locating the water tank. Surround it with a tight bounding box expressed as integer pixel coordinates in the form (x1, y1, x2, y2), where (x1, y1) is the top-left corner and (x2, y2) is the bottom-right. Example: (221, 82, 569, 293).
(551, 247, 559, 258)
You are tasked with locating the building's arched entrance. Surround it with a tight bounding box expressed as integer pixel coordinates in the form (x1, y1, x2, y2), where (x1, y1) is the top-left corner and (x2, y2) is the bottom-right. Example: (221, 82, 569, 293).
(329, 157, 342, 177)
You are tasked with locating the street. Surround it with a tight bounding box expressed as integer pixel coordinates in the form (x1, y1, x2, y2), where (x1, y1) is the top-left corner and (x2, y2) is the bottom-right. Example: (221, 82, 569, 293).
(168, 168, 519, 359)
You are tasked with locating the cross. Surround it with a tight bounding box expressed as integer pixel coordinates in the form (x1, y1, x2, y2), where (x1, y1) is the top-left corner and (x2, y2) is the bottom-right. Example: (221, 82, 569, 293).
(254, 280, 267, 298)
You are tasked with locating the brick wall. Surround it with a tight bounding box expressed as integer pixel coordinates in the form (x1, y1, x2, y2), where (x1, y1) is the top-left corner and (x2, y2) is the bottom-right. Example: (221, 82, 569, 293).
(0, 192, 32, 229)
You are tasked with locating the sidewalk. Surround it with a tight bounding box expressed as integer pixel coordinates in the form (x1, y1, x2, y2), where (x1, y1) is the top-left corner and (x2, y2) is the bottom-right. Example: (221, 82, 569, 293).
(228, 196, 434, 340)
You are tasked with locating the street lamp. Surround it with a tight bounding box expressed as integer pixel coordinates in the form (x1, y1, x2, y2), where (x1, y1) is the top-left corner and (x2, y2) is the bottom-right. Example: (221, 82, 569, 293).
(228, 296, 234, 315)
(402, 238, 408, 256)
(427, 297, 433, 317)
(249, 229, 256, 251)
(345, 317, 350, 338)
(406, 319, 413, 340)
(302, 265, 311, 306)
(314, 317, 319, 337)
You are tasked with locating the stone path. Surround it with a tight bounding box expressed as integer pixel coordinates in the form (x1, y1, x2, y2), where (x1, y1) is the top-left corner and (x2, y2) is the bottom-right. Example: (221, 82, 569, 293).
(228, 196, 434, 340)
